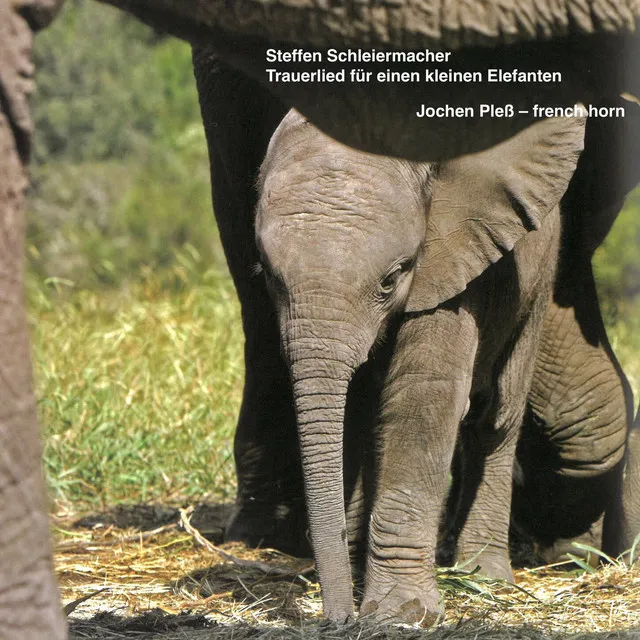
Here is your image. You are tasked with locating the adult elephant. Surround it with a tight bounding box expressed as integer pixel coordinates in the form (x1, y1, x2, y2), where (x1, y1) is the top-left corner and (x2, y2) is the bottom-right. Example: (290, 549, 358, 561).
(100, 0, 640, 161)
(0, 1, 68, 638)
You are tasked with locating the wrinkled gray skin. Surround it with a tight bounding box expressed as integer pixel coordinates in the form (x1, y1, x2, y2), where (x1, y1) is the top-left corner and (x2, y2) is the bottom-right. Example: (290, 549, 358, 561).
(194, 46, 640, 604)
(102, 0, 640, 162)
(622, 415, 640, 554)
(244, 109, 585, 623)
(109, 1, 640, 594)
(438, 108, 640, 569)
(0, 0, 67, 637)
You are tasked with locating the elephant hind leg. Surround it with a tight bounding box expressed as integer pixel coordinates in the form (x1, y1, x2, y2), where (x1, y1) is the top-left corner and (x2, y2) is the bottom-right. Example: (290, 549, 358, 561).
(534, 513, 604, 567)
(343, 359, 380, 590)
(608, 413, 640, 561)
(453, 287, 555, 581)
(513, 403, 624, 564)
(452, 402, 521, 582)
(517, 263, 631, 560)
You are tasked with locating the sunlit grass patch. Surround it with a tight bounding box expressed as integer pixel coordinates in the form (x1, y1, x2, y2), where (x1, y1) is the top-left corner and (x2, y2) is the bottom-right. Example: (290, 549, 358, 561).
(30, 268, 243, 510)
(605, 300, 640, 408)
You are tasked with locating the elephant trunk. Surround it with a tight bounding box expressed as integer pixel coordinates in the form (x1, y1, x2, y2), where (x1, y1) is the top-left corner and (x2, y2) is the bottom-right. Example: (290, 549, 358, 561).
(283, 314, 369, 622)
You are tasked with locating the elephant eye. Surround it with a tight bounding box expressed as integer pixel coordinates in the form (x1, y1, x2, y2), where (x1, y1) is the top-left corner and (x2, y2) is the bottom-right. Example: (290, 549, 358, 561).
(379, 258, 414, 295)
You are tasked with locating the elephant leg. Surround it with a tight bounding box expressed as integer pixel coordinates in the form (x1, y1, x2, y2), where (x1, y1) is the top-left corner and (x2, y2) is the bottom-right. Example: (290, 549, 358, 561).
(453, 297, 551, 581)
(515, 261, 630, 562)
(436, 437, 464, 567)
(228, 332, 309, 555)
(361, 306, 478, 625)
(0, 110, 65, 635)
(0, 6, 66, 634)
(452, 426, 517, 580)
(531, 511, 604, 567)
(453, 413, 520, 579)
(606, 409, 640, 561)
(192, 49, 308, 555)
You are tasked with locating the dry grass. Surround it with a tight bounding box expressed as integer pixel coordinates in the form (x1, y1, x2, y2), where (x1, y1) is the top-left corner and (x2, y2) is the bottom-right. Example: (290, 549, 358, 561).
(55, 506, 640, 640)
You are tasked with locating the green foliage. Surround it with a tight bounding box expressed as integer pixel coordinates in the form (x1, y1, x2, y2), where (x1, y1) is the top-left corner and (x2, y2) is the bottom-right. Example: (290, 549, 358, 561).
(593, 188, 640, 309)
(32, 0, 160, 163)
(29, 0, 221, 289)
(27, 2, 241, 507)
(592, 189, 640, 408)
(603, 297, 640, 404)
(31, 0, 204, 164)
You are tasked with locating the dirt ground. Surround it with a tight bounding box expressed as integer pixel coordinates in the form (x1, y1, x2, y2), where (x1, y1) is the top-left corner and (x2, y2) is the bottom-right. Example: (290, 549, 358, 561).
(55, 504, 640, 640)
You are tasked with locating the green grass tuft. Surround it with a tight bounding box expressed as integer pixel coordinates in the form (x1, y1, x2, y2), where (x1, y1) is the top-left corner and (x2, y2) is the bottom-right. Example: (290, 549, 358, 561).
(30, 265, 243, 511)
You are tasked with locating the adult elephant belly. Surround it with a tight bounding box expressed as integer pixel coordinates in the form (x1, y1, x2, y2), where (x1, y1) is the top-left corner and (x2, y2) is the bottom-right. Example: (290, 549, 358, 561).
(100, 0, 640, 163)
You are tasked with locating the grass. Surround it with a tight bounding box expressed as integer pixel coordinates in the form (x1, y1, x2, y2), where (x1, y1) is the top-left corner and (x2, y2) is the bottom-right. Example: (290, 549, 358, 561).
(30, 262, 640, 512)
(605, 301, 640, 407)
(30, 262, 243, 511)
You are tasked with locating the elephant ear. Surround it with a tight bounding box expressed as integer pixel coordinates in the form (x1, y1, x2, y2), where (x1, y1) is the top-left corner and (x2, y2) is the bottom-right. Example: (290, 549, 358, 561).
(404, 116, 586, 313)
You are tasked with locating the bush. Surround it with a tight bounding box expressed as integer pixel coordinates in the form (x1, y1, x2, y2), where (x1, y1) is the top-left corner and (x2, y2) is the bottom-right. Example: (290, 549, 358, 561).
(28, 0, 222, 289)
(593, 188, 640, 310)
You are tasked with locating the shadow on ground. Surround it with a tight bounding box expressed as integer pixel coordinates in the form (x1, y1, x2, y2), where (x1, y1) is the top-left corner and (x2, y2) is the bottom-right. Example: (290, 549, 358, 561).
(72, 502, 234, 541)
(71, 501, 540, 568)
(68, 612, 640, 640)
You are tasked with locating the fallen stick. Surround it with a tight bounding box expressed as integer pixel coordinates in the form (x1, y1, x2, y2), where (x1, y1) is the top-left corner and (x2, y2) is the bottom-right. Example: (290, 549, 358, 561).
(179, 507, 314, 579)
(63, 588, 108, 616)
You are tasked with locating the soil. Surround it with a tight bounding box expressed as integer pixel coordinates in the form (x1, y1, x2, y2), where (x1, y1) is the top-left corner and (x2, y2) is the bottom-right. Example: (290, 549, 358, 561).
(55, 503, 640, 640)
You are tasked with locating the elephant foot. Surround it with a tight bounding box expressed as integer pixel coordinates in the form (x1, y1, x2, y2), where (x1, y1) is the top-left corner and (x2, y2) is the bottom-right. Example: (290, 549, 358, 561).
(535, 537, 597, 567)
(225, 501, 310, 557)
(458, 549, 514, 582)
(535, 519, 603, 567)
(360, 584, 443, 626)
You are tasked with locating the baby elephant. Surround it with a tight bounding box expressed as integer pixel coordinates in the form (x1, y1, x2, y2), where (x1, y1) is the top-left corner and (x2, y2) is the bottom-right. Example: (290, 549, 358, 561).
(254, 110, 585, 623)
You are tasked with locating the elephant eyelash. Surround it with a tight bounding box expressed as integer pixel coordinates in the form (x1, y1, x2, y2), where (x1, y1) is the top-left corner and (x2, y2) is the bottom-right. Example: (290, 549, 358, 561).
(379, 270, 402, 293)
(379, 258, 415, 294)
